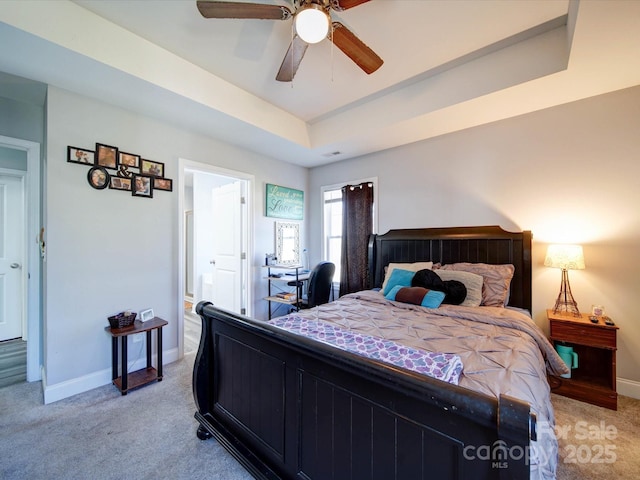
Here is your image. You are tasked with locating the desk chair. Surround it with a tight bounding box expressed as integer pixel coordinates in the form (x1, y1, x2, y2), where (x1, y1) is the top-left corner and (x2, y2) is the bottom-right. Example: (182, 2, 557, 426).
(287, 261, 335, 309)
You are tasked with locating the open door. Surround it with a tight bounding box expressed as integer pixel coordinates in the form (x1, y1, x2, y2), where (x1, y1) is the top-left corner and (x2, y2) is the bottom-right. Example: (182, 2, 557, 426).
(0, 136, 41, 383)
(0, 173, 25, 341)
(210, 181, 243, 313)
(180, 160, 252, 358)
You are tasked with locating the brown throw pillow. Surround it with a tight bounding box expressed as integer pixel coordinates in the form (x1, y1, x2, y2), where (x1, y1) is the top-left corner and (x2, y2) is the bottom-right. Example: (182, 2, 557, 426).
(395, 286, 430, 305)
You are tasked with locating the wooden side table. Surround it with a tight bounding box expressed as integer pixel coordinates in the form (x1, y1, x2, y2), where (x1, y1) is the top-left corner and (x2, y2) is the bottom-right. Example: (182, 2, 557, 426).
(105, 317, 168, 395)
(547, 310, 618, 410)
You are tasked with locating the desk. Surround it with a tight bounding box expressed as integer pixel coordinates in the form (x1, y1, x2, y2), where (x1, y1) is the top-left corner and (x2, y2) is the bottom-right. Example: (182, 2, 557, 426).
(105, 317, 168, 395)
(264, 265, 309, 319)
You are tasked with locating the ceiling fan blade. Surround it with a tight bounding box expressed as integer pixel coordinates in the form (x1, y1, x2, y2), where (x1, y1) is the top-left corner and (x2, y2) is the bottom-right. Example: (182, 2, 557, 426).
(276, 35, 309, 82)
(330, 0, 370, 12)
(330, 22, 383, 75)
(197, 1, 292, 20)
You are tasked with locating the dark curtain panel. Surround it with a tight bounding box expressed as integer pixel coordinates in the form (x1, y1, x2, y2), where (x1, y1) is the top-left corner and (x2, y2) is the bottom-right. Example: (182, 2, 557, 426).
(339, 182, 374, 296)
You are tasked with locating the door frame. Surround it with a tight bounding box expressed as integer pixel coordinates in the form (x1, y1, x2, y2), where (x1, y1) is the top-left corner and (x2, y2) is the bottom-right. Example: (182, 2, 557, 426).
(0, 135, 41, 382)
(177, 157, 254, 358)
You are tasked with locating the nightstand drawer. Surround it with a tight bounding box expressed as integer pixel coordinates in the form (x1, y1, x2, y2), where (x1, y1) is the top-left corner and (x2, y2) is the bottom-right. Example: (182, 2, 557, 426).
(550, 321, 616, 349)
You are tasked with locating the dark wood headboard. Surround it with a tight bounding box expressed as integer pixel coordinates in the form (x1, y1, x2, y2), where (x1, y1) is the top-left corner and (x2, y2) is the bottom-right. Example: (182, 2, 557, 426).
(368, 226, 532, 311)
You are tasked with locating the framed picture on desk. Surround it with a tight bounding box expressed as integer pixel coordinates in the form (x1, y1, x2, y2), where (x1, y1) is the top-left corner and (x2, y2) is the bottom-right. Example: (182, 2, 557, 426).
(140, 308, 154, 322)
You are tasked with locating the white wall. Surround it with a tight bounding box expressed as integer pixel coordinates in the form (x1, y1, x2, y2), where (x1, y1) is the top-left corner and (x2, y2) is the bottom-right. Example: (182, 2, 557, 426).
(0, 96, 44, 145)
(0, 145, 27, 170)
(309, 85, 640, 392)
(44, 86, 306, 400)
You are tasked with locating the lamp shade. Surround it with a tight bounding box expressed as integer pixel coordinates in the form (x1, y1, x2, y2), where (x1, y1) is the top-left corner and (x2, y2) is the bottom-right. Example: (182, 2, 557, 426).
(544, 244, 585, 270)
(295, 4, 329, 44)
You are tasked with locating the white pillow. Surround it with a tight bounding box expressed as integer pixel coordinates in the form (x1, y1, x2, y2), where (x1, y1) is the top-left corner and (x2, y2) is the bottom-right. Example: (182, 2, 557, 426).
(381, 262, 433, 292)
(434, 270, 483, 307)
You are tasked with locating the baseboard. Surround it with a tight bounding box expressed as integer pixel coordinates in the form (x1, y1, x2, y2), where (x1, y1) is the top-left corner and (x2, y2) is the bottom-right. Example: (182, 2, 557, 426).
(617, 377, 640, 400)
(43, 347, 179, 404)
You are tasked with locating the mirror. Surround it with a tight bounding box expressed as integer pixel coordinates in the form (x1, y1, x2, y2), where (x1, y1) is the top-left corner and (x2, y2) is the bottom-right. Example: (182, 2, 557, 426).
(275, 221, 300, 266)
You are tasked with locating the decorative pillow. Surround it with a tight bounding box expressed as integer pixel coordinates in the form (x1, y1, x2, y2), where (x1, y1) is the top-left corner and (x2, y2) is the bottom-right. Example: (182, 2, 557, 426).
(382, 268, 415, 296)
(433, 270, 483, 307)
(440, 263, 515, 307)
(385, 285, 445, 309)
(411, 269, 445, 290)
(381, 262, 433, 292)
(443, 280, 467, 305)
(411, 269, 468, 305)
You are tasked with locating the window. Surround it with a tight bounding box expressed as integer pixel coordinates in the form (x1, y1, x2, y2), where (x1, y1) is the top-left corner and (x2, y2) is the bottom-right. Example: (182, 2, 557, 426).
(321, 178, 377, 283)
(323, 188, 343, 281)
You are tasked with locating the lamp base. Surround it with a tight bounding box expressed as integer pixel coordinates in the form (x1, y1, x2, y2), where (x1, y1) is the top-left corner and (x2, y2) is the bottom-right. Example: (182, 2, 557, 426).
(552, 269, 581, 317)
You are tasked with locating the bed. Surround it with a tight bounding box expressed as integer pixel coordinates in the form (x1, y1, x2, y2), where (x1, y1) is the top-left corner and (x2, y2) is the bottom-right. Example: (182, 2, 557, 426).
(193, 226, 567, 480)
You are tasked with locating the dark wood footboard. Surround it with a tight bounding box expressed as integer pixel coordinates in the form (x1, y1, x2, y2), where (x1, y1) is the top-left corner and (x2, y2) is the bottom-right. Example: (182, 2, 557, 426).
(193, 301, 535, 480)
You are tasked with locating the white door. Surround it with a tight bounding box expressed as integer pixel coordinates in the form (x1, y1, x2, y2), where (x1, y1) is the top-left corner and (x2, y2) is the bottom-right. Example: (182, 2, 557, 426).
(0, 174, 25, 341)
(211, 181, 243, 313)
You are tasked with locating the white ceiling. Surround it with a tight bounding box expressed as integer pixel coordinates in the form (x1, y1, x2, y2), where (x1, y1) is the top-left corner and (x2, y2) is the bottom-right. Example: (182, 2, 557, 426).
(1, 1, 640, 167)
(72, 0, 568, 122)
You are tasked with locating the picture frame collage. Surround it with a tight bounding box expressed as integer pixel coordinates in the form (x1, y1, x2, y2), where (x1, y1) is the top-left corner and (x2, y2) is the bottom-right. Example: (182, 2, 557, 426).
(68, 143, 173, 199)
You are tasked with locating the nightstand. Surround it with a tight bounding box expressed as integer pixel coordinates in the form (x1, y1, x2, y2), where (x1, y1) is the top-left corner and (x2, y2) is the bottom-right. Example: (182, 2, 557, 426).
(547, 309, 618, 410)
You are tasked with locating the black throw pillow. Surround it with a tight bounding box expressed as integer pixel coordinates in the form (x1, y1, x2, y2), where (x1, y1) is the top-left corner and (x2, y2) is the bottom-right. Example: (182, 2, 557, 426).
(412, 269, 467, 305)
(411, 269, 445, 290)
(442, 280, 467, 305)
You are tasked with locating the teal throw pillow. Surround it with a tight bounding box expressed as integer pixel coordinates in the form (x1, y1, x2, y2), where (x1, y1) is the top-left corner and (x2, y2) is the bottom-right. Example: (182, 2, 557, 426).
(382, 268, 415, 296)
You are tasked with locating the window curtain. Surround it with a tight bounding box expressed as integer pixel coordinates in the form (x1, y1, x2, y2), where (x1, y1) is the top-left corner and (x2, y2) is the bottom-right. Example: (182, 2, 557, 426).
(339, 182, 374, 296)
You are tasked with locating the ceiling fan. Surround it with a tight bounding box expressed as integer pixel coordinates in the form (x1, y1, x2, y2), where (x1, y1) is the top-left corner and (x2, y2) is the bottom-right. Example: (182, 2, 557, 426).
(196, 0, 384, 82)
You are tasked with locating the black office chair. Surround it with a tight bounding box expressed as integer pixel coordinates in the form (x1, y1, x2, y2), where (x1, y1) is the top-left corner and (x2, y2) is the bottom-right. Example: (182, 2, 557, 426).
(287, 261, 335, 309)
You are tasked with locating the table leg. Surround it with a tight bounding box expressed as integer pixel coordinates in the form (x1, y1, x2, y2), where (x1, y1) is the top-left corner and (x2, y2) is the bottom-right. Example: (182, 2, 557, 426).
(146, 330, 152, 368)
(111, 337, 118, 381)
(157, 326, 163, 381)
(121, 336, 128, 395)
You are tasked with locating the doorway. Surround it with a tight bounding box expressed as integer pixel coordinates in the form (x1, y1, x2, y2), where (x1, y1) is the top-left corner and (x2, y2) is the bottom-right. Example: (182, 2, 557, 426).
(0, 170, 25, 342)
(0, 136, 41, 382)
(177, 159, 253, 357)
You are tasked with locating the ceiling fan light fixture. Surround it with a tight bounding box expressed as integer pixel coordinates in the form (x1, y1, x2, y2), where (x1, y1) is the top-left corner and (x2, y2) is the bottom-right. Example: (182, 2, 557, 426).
(295, 4, 329, 44)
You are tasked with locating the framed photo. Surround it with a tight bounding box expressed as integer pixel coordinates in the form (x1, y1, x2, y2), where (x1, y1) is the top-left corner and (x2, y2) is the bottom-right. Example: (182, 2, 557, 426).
(139, 308, 154, 322)
(153, 177, 173, 192)
(132, 174, 153, 198)
(67, 146, 95, 165)
(95, 143, 118, 169)
(87, 166, 110, 190)
(118, 151, 140, 169)
(141, 159, 164, 177)
(109, 176, 132, 191)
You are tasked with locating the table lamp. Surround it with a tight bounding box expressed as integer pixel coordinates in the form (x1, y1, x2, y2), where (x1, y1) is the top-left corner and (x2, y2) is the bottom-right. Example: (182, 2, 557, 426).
(544, 244, 585, 317)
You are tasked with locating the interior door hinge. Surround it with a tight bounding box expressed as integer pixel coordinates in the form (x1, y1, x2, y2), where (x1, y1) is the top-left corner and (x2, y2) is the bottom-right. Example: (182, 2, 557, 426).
(240, 196, 246, 204)
(241, 308, 246, 315)
(241, 252, 246, 260)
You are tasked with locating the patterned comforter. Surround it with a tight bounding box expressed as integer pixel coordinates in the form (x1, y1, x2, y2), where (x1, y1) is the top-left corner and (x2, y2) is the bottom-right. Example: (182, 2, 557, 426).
(270, 289, 568, 480)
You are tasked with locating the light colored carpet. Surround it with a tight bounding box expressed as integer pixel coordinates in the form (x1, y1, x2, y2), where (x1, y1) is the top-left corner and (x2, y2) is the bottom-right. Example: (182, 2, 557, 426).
(0, 353, 252, 480)
(553, 393, 640, 479)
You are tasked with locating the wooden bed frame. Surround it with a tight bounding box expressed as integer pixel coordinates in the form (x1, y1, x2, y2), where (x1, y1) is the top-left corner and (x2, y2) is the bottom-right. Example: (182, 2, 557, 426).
(193, 226, 535, 479)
